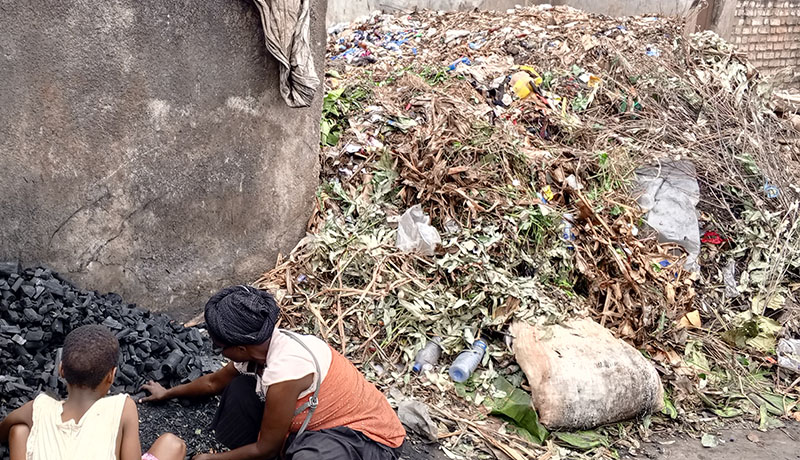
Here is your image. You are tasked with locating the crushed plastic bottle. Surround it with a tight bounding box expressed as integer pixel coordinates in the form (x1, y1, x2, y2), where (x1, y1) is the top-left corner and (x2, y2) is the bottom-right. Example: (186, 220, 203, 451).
(447, 57, 472, 71)
(560, 212, 576, 249)
(412, 338, 442, 373)
(449, 339, 487, 383)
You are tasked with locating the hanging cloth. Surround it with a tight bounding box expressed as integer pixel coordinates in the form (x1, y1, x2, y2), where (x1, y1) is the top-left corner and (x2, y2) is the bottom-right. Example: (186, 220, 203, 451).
(252, 0, 320, 108)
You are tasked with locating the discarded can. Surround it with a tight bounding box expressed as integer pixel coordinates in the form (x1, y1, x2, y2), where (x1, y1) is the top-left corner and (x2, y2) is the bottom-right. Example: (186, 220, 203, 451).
(449, 339, 487, 383)
(412, 338, 442, 373)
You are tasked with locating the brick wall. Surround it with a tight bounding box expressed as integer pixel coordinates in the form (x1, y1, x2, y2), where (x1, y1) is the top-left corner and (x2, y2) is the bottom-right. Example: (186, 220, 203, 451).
(732, 0, 800, 74)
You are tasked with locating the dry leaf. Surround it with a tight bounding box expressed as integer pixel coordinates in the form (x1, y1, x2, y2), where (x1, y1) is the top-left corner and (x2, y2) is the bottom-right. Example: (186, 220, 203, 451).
(447, 166, 470, 175)
(665, 282, 676, 304)
(494, 296, 521, 321)
(679, 310, 702, 329)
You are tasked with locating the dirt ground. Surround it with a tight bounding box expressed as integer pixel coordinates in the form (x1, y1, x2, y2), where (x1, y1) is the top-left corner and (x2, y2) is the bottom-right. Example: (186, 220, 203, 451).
(624, 421, 800, 460)
(136, 398, 445, 460)
(400, 421, 800, 460)
(138, 399, 800, 460)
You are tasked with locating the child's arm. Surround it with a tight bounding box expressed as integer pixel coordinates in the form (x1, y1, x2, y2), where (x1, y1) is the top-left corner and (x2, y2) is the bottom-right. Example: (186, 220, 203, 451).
(0, 401, 34, 444)
(118, 396, 143, 460)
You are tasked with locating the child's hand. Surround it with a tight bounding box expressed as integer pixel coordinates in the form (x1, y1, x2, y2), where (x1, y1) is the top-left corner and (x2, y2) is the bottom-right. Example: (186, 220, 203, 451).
(138, 381, 168, 403)
(192, 454, 214, 460)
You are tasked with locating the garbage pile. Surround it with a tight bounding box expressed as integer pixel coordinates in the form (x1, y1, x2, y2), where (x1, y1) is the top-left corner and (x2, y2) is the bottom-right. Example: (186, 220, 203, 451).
(0, 262, 221, 420)
(266, 5, 800, 457)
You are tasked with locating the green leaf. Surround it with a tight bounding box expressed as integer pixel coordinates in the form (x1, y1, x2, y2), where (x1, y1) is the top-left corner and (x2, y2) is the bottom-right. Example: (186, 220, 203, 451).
(684, 340, 711, 372)
(325, 87, 346, 101)
(554, 431, 610, 450)
(662, 393, 678, 419)
(713, 406, 743, 418)
(721, 313, 782, 353)
(751, 292, 786, 314)
(322, 128, 341, 147)
(571, 65, 585, 77)
(488, 377, 548, 444)
(759, 404, 769, 431)
(757, 404, 784, 431)
(757, 392, 793, 415)
(572, 93, 591, 112)
(386, 117, 417, 132)
(642, 414, 652, 431)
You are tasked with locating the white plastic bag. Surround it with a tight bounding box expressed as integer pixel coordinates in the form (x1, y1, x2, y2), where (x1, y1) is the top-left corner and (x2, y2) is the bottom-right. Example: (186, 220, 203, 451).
(396, 205, 441, 256)
(635, 160, 701, 271)
(778, 339, 800, 373)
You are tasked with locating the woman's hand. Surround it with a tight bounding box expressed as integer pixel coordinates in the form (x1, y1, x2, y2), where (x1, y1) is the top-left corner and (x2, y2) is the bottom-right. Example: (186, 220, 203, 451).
(138, 381, 169, 403)
(192, 454, 214, 460)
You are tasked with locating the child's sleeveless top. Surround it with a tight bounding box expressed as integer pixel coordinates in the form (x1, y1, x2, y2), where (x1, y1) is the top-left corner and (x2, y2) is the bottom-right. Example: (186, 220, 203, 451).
(26, 393, 128, 460)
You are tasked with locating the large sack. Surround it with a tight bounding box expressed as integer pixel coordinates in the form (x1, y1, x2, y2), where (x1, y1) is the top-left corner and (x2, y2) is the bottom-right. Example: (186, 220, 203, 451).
(511, 319, 663, 430)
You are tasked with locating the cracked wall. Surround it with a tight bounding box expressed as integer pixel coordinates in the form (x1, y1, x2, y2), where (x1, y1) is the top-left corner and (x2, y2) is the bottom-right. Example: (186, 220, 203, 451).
(0, 0, 325, 320)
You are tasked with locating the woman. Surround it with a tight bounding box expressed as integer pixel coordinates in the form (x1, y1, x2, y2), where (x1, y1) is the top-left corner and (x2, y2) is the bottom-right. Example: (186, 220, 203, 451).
(139, 286, 405, 460)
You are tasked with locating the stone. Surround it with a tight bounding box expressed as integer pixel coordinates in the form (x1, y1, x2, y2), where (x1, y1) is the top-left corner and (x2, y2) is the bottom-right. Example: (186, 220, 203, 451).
(0, 264, 227, 420)
(790, 114, 800, 132)
(23, 308, 43, 324)
(20, 285, 35, 299)
(0, 262, 20, 277)
(0, 325, 22, 336)
(10, 278, 23, 292)
(0, 0, 326, 321)
(24, 329, 45, 343)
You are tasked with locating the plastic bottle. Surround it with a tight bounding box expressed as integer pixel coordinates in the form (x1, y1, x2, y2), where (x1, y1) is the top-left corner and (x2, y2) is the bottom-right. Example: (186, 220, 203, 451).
(560, 212, 576, 250)
(448, 339, 487, 383)
(412, 338, 442, 373)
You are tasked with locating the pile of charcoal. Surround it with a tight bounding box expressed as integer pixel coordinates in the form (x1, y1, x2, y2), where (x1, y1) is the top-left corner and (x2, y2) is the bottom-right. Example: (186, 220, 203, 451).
(0, 261, 222, 419)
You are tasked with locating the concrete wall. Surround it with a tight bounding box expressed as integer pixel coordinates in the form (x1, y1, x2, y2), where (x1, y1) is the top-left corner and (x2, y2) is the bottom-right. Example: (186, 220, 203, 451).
(0, 0, 325, 320)
(327, 0, 694, 25)
(730, 0, 800, 74)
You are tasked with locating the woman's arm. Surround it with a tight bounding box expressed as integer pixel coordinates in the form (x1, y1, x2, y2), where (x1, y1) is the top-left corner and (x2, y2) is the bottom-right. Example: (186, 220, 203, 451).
(140, 362, 239, 402)
(0, 401, 33, 444)
(193, 374, 314, 460)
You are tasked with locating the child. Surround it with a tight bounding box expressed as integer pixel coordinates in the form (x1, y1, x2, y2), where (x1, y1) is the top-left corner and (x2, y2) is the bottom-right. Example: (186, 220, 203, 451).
(0, 324, 186, 460)
(140, 285, 405, 460)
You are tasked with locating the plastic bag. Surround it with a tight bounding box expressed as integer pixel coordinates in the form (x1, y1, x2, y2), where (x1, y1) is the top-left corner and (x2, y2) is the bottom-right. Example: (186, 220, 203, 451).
(390, 388, 438, 441)
(778, 339, 800, 373)
(635, 161, 701, 271)
(396, 205, 441, 256)
(397, 399, 438, 441)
